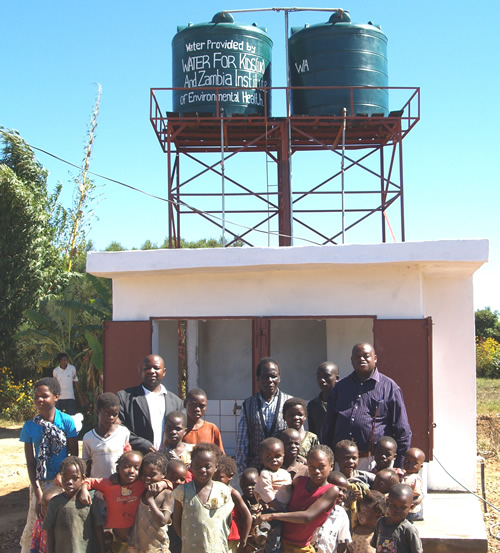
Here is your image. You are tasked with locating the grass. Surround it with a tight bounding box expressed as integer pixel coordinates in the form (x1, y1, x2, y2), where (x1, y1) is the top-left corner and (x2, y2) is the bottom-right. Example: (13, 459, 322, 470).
(477, 378, 500, 416)
(0, 416, 23, 429)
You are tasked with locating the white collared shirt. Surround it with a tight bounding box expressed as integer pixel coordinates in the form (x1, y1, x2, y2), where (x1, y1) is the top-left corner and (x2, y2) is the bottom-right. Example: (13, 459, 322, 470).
(142, 384, 168, 450)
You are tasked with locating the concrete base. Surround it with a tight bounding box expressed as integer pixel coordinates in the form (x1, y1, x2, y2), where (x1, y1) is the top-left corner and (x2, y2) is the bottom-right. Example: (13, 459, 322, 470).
(414, 493, 488, 552)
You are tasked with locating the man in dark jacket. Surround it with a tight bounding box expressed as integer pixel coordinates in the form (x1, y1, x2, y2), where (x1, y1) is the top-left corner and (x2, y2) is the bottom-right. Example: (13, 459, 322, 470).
(117, 354, 184, 454)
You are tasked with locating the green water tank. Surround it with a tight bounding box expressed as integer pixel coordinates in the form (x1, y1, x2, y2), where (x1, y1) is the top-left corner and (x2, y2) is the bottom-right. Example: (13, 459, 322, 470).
(289, 10, 389, 116)
(172, 12, 272, 116)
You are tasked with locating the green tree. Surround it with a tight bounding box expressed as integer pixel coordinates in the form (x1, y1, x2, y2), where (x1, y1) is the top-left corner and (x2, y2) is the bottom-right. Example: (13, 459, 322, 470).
(0, 129, 67, 371)
(475, 307, 500, 342)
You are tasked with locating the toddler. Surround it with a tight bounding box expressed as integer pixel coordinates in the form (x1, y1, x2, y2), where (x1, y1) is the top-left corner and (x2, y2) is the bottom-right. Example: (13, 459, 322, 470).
(351, 490, 386, 553)
(371, 468, 400, 495)
(240, 468, 270, 553)
(20, 377, 78, 553)
(280, 428, 308, 479)
(214, 455, 252, 553)
(254, 437, 292, 511)
(260, 445, 340, 552)
(369, 436, 397, 474)
(402, 447, 425, 521)
(371, 484, 422, 553)
(29, 486, 63, 553)
(162, 410, 194, 465)
(183, 388, 225, 452)
(82, 392, 131, 478)
(128, 452, 173, 553)
(43, 456, 104, 553)
(283, 397, 319, 458)
(172, 443, 234, 553)
(313, 471, 351, 553)
(307, 362, 339, 436)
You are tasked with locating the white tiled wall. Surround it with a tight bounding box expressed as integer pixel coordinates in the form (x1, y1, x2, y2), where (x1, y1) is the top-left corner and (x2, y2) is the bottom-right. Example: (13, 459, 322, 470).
(205, 399, 245, 456)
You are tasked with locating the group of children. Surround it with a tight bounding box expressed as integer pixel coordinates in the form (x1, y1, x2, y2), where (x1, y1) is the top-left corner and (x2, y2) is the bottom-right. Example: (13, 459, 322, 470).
(21, 374, 425, 553)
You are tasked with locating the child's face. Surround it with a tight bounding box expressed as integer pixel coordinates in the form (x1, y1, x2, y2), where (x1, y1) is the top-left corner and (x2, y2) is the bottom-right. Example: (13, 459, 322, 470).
(191, 450, 217, 486)
(141, 462, 164, 486)
(118, 453, 142, 486)
(386, 493, 412, 525)
(240, 472, 258, 500)
(337, 446, 359, 475)
(307, 450, 333, 487)
(261, 443, 284, 471)
(316, 366, 338, 394)
(282, 430, 301, 460)
(216, 470, 234, 486)
(328, 475, 347, 504)
(98, 405, 120, 432)
(185, 394, 207, 422)
(166, 465, 187, 488)
(374, 442, 396, 470)
(284, 404, 306, 431)
(165, 416, 186, 446)
(404, 449, 424, 475)
(61, 464, 83, 497)
(372, 471, 396, 494)
(59, 356, 69, 369)
(34, 385, 59, 416)
(307, 451, 333, 486)
(357, 503, 380, 528)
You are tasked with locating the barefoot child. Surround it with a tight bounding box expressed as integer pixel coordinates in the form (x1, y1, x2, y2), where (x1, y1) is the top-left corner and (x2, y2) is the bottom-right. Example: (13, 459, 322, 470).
(128, 452, 174, 553)
(351, 490, 385, 553)
(162, 410, 194, 465)
(215, 456, 252, 553)
(172, 443, 234, 553)
(261, 445, 340, 553)
(20, 378, 79, 553)
(43, 457, 105, 553)
(371, 484, 422, 553)
(402, 447, 425, 521)
(183, 388, 225, 452)
(283, 398, 319, 458)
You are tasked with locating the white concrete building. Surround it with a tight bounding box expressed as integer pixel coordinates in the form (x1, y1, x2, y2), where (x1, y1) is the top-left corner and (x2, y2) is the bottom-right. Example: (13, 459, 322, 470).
(87, 238, 488, 491)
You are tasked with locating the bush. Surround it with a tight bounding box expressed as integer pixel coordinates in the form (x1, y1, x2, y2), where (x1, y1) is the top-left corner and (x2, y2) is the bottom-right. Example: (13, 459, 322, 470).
(0, 366, 36, 421)
(476, 338, 500, 378)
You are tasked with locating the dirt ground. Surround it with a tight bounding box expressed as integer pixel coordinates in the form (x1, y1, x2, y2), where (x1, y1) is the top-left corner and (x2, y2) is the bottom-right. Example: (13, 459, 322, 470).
(1, 421, 499, 553)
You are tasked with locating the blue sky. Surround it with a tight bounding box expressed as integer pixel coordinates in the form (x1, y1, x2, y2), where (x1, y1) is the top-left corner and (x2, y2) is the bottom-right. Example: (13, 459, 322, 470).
(2, 0, 499, 311)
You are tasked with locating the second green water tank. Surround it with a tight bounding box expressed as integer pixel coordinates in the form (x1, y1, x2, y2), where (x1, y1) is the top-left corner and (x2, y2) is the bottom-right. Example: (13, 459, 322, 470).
(289, 10, 389, 116)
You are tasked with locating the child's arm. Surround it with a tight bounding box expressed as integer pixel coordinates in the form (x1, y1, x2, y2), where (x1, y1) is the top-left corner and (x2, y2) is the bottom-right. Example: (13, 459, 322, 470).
(146, 489, 173, 527)
(260, 485, 339, 524)
(231, 488, 252, 552)
(172, 499, 183, 538)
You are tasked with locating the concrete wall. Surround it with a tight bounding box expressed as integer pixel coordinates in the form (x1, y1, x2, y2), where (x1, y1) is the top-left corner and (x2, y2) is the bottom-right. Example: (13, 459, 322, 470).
(87, 240, 488, 488)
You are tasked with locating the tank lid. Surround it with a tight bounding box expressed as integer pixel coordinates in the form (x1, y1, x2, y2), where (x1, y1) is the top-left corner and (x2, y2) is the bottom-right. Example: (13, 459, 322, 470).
(212, 11, 235, 24)
(328, 10, 351, 24)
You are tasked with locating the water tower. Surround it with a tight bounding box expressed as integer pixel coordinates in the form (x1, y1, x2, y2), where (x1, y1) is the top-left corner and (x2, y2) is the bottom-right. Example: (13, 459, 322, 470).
(150, 8, 419, 247)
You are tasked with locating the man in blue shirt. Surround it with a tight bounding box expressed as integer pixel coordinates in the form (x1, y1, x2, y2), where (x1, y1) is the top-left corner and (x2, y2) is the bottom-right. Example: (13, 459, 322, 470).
(321, 343, 412, 468)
